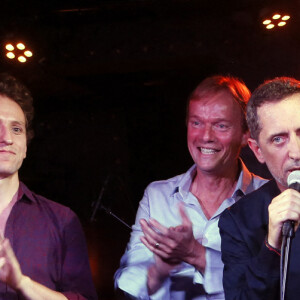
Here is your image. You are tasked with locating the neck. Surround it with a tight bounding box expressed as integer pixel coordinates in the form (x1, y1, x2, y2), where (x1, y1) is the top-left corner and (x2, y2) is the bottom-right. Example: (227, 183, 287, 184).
(0, 173, 20, 210)
(190, 162, 240, 219)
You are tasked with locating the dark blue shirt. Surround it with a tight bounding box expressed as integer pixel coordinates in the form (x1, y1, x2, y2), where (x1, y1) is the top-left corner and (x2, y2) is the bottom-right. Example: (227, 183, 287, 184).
(219, 180, 300, 300)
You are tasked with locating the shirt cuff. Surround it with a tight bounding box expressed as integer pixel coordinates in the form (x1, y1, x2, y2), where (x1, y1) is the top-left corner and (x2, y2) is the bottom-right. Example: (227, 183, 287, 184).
(149, 278, 171, 300)
(254, 237, 281, 276)
(193, 247, 224, 294)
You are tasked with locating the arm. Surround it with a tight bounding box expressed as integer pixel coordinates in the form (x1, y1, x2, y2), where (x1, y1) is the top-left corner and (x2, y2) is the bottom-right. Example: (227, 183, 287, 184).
(114, 190, 172, 299)
(140, 204, 206, 294)
(59, 211, 98, 300)
(219, 208, 280, 300)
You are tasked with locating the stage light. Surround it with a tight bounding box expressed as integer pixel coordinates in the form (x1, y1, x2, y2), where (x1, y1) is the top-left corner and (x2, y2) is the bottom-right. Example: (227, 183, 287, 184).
(272, 14, 281, 19)
(278, 21, 286, 27)
(4, 42, 33, 63)
(24, 50, 33, 57)
(262, 12, 291, 30)
(5, 44, 14, 51)
(16, 43, 25, 50)
(6, 52, 15, 59)
(18, 56, 26, 63)
(282, 15, 290, 21)
(263, 19, 271, 25)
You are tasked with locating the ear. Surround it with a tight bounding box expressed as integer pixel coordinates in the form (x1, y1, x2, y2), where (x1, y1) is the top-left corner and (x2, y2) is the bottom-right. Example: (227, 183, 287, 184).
(248, 138, 265, 164)
(241, 131, 250, 148)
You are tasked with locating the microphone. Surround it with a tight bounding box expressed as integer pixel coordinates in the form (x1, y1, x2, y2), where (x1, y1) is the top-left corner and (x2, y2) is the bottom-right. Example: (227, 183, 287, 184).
(282, 170, 300, 237)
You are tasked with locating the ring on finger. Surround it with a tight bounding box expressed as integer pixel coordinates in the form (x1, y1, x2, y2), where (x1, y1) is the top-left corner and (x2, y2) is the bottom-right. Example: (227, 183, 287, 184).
(155, 242, 160, 249)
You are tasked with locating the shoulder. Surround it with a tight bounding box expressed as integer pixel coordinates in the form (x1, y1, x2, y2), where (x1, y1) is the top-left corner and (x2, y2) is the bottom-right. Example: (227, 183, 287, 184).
(220, 180, 278, 229)
(234, 179, 279, 212)
(21, 183, 78, 222)
(145, 166, 195, 193)
(147, 172, 185, 190)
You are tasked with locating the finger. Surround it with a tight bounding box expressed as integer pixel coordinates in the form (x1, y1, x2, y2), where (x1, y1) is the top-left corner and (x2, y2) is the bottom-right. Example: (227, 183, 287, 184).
(0, 257, 5, 268)
(1, 239, 18, 263)
(170, 225, 185, 232)
(178, 203, 192, 227)
(140, 219, 164, 236)
(139, 220, 168, 246)
(140, 219, 163, 240)
(140, 236, 173, 259)
(148, 218, 169, 235)
(294, 221, 299, 232)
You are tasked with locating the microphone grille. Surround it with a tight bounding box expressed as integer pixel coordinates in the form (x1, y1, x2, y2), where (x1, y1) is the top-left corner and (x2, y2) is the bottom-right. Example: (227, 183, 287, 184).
(287, 170, 300, 186)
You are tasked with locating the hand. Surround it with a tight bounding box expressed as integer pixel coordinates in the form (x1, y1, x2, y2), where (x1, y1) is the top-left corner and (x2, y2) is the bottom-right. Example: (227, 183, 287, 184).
(140, 204, 205, 272)
(0, 237, 66, 300)
(146, 254, 179, 295)
(0, 237, 24, 290)
(268, 189, 300, 249)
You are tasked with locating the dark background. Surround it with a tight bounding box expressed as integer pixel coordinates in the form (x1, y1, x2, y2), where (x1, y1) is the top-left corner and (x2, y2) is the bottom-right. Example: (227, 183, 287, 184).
(0, 0, 299, 298)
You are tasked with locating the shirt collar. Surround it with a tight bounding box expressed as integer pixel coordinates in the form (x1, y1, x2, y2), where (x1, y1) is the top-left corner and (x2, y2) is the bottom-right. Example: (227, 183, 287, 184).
(231, 159, 252, 200)
(17, 182, 37, 203)
(173, 159, 252, 201)
(172, 165, 197, 199)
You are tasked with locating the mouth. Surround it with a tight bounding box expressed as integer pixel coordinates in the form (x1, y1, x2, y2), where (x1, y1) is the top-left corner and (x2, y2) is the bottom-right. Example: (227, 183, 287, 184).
(198, 147, 220, 154)
(0, 149, 15, 155)
(287, 167, 300, 174)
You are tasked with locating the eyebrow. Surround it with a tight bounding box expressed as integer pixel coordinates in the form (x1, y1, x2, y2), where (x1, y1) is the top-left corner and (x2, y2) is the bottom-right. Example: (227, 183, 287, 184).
(188, 114, 229, 120)
(267, 132, 287, 142)
(11, 120, 26, 127)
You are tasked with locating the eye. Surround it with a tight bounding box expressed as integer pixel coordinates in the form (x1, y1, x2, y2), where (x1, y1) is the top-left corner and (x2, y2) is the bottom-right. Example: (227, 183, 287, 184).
(189, 119, 202, 128)
(12, 126, 23, 134)
(272, 136, 284, 145)
(215, 123, 229, 131)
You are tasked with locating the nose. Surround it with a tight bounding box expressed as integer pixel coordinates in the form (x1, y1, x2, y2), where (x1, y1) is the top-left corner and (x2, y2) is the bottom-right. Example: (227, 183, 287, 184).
(288, 133, 300, 161)
(202, 124, 215, 142)
(0, 124, 13, 145)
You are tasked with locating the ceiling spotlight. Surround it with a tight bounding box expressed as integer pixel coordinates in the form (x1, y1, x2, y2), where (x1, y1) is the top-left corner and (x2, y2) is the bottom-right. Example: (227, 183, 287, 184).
(5, 44, 14, 51)
(262, 12, 291, 30)
(18, 56, 26, 63)
(263, 19, 272, 25)
(278, 21, 286, 27)
(282, 15, 290, 21)
(4, 42, 33, 63)
(266, 24, 275, 29)
(6, 52, 15, 59)
(272, 14, 281, 19)
(16, 43, 25, 50)
(24, 50, 33, 57)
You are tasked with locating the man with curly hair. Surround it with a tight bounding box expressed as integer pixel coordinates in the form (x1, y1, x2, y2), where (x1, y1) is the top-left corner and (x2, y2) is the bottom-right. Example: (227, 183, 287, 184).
(0, 73, 97, 300)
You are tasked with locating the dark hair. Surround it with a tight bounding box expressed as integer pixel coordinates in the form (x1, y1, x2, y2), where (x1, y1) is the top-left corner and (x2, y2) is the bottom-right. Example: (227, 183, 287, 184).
(0, 73, 34, 142)
(186, 75, 251, 132)
(247, 77, 300, 141)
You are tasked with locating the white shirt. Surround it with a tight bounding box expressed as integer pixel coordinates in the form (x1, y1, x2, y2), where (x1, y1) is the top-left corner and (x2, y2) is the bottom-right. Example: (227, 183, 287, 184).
(115, 161, 267, 299)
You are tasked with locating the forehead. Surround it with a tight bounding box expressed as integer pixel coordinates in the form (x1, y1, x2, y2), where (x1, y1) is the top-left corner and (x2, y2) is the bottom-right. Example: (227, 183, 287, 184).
(257, 94, 300, 134)
(188, 90, 241, 117)
(0, 95, 25, 123)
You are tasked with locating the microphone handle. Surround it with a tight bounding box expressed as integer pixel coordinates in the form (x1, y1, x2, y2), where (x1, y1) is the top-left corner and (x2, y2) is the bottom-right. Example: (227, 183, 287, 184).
(282, 220, 295, 237)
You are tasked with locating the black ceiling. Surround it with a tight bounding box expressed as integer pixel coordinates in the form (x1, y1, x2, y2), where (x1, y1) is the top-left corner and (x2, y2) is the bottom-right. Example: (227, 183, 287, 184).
(0, 1, 297, 214)
(0, 0, 299, 100)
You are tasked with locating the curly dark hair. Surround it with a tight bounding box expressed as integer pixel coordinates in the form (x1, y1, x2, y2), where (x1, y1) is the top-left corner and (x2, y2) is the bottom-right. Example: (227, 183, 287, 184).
(0, 73, 34, 142)
(247, 77, 300, 141)
(186, 75, 251, 132)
